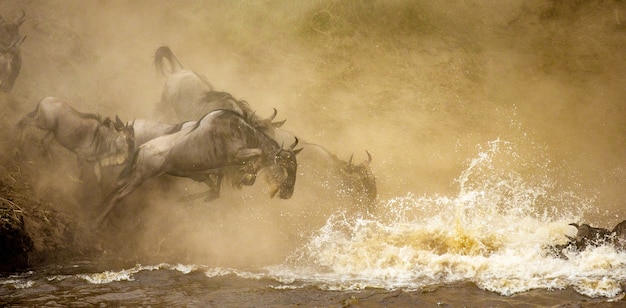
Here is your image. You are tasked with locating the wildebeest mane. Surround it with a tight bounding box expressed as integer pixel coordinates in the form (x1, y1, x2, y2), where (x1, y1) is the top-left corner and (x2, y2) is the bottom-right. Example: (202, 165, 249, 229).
(196, 91, 272, 132)
(189, 109, 278, 149)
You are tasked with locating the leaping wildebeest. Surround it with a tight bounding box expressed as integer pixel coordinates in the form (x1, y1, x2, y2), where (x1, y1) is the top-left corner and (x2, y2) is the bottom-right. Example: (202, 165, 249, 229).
(152, 45, 214, 121)
(17, 96, 135, 183)
(273, 129, 377, 207)
(153, 46, 286, 132)
(97, 109, 302, 225)
(0, 10, 26, 92)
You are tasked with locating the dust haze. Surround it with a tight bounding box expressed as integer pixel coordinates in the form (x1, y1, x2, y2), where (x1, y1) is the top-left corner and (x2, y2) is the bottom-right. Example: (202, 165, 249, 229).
(2, 0, 626, 266)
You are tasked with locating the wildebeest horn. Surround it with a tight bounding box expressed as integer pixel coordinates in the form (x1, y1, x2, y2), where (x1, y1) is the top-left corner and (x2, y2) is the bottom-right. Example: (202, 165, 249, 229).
(348, 154, 354, 165)
(266, 108, 277, 122)
(569, 223, 580, 229)
(15, 10, 25, 26)
(365, 150, 372, 166)
(289, 137, 299, 149)
(272, 119, 286, 128)
(566, 235, 576, 241)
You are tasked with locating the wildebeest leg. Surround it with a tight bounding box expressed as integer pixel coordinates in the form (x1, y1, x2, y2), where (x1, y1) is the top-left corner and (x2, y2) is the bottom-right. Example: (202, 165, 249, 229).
(96, 167, 151, 226)
(2, 51, 21, 92)
(176, 172, 223, 203)
(40, 132, 54, 159)
(203, 173, 222, 202)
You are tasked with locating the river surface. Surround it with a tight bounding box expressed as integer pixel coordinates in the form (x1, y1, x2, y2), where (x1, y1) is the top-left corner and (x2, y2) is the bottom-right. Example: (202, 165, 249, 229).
(2, 140, 626, 307)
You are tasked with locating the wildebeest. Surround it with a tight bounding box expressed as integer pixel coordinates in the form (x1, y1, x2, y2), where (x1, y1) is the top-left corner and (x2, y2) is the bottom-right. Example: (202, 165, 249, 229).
(129, 118, 196, 151)
(0, 10, 26, 92)
(546, 220, 626, 258)
(17, 96, 135, 183)
(96, 109, 302, 225)
(612, 220, 626, 250)
(152, 45, 214, 120)
(567, 223, 613, 250)
(154, 46, 286, 129)
(274, 129, 377, 207)
(117, 106, 284, 199)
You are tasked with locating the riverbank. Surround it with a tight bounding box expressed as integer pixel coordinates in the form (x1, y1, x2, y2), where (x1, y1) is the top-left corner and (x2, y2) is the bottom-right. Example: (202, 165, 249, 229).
(0, 95, 96, 273)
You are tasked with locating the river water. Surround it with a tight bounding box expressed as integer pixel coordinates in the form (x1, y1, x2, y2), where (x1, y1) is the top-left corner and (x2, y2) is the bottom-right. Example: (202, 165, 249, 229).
(2, 140, 625, 306)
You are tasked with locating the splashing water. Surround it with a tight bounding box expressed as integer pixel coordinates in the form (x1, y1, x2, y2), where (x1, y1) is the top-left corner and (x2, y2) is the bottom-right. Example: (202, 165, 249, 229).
(267, 139, 626, 298)
(3, 139, 624, 303)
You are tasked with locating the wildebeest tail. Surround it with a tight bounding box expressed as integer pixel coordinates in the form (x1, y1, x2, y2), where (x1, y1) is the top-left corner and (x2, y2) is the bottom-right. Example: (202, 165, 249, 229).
(154, 46, 184, 77)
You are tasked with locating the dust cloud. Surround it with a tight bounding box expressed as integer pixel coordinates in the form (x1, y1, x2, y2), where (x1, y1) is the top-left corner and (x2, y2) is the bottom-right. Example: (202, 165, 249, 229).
(2, 0, 625, 267)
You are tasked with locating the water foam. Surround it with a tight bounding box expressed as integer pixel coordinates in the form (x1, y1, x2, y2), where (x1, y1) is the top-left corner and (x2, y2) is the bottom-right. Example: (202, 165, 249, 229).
(266, 139, 626, 298)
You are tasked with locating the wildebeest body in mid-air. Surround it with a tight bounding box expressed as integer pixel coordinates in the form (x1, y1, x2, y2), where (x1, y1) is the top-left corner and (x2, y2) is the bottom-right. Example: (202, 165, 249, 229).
(153, 46, 286, 130)
(153, 46, 214, 118)
(97, 109, 302, 225)
(117, 103, 285, 199)
(17, 96, 135, 183)
(0, 10, 26, 92)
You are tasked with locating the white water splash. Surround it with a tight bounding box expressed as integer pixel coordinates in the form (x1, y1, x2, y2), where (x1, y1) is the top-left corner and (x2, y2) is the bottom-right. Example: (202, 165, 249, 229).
(266, 139, 626, 298)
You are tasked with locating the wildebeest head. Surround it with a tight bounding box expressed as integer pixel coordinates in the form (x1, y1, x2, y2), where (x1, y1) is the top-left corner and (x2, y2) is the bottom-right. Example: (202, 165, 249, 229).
(0, 10, 25, 50)
(265, 137, 303, 199)
(0, 10, 25, 92)
(567, 223, 612, 250)
(341, 151, 377, 204)
(99, 115, 135, 166)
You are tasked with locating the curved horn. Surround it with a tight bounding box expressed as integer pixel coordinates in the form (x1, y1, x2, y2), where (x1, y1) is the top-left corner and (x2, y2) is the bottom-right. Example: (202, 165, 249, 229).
(289, 137, 299, 149)
(15, 10, 25, 26)
(364, 150, 372, 166)
(569, 223, 580, 229)
(266, 108, 277, 122)
(272, 119, 286, 128)
(348, 154, 354, 165)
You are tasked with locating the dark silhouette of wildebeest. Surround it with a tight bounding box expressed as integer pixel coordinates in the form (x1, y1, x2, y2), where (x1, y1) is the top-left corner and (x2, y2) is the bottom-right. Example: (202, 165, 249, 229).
(17, 96, 135, 183)
(611, 220, 626, 250)
(274, 129, 377, 207)
(546, 220, 626, 258)
(567, 223, 613, 250)
(0, 10, 26, 92)
(96, 109, 302, 225)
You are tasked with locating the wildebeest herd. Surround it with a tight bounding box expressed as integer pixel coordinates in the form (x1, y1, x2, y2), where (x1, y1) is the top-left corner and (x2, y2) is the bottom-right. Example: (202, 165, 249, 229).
(8, 17, 625, 257)
(17, 45, 378, 226)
